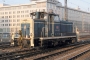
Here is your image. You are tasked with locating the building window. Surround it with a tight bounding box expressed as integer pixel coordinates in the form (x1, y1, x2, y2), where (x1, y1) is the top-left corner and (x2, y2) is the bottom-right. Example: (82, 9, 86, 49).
(13, 19, 16, 22)
(17, 19, 19, 22)
(7, 28, 10, 32)
(2, 16, 4, 18)
(25, 15, 29, 17)
(5, 16, 8, 18)
(25, 10, 29, 13)
(43, 9, 45, 11)
(9, 24, 12, 26)
(2, 24, 4, 26)
(5, 24, 8, 26)
(0, 12, 4, 15)
(21, 11, 24, 13)
(2, 20, 4, 22)
(9, 12, 12, 14)
(13, 11, 16, 14)
(21, 15, 24, 17)
(11, 28, 14, 32)
(9, 16, 12, 18)
(21, 15, 23, 17)
(13, 15, 16, 18)
(17, 23, 20, 26)
(5, 20, 8, 22)
(17, 15, 20, 18)
(9, 20, 12, 22)
(17, 11, 20, 13)
(5, 12, 8, 14)
(13, 24, 16, 26)
(30, 10, 32, 12)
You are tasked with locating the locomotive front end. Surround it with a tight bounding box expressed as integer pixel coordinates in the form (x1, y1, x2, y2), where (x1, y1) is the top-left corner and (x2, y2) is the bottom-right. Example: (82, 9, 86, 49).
(21, 18, 34, 48)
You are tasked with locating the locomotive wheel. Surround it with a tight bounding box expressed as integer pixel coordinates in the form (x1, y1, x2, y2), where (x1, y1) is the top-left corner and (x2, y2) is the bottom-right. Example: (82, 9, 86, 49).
(71, 38, 77, 43)
(22, 40, 30, 48)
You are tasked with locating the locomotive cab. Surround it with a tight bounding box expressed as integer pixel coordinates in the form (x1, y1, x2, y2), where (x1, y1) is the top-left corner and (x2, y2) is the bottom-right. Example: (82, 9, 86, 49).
(30, 11, 60, 22)
(21, 18, 34, 47)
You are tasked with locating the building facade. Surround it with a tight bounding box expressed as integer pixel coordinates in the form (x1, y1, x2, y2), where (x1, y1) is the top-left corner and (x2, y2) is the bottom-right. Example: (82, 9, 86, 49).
(0, 0, 90, 38)
(0, 0, 48, 38)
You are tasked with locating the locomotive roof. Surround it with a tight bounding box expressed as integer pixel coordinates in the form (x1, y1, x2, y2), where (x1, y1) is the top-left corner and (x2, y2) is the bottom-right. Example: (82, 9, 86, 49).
(30, 12, 59, 16)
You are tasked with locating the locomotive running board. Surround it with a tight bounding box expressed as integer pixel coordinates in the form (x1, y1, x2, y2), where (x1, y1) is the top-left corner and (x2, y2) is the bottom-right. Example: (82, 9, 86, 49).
(39, 36, 76, 40)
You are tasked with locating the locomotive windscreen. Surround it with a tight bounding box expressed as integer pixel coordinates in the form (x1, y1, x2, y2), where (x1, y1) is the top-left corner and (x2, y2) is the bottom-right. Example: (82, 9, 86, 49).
(21, 23, 30, 38)
(54, 15, 60, 22)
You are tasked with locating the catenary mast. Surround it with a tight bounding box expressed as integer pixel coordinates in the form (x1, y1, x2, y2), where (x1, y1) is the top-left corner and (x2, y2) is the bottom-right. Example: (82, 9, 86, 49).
(64, 0, 68, 21)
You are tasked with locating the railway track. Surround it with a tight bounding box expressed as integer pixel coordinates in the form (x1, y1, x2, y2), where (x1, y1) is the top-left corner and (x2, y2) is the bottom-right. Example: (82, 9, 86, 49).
(0, 41, 90, 60)
(0, 42, 11, 49)
(69, 46, 90, 60)
(0, 44, 11, 49)
(33, 41, 90, 60)
(0, 47, 38, 60)
(0, 42, 10, 45)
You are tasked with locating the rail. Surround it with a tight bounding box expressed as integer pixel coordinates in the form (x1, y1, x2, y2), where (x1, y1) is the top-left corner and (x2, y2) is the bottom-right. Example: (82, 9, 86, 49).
(69, 47, 90, 60)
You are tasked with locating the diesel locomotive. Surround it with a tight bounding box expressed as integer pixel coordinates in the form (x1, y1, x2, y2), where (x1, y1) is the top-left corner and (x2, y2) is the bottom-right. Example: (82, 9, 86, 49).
(14, 11, 78, 48)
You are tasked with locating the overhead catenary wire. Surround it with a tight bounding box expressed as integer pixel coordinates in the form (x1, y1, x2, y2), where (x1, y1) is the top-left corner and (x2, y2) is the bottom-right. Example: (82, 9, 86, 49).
(79, 0, 90, 5)
(67, 0, 90, 12)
